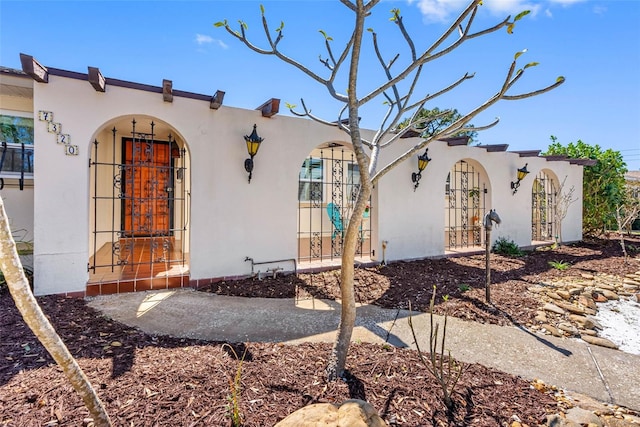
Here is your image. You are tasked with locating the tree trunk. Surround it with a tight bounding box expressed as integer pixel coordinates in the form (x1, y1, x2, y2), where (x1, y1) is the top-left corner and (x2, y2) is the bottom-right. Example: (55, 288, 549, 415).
(325, 186, 370, 381)
(0, 196, 112, 426)
(325, 0, 369, 381)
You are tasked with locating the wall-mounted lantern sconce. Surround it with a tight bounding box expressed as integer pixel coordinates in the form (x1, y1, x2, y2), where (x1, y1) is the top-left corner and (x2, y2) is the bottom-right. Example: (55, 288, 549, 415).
(510, 163, 529, 195)
(411, 149, 431, 191)
(244, 124, 264, 183)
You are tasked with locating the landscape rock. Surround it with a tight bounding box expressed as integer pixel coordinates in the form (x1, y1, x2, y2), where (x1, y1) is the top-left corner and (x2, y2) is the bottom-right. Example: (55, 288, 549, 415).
(546, 414, 581, 427)
(535, 312, 548, 323)
(589, 317, 604, 330)
(578, 295, 597, 310)
(556, 290, 572, 300)
(558, 322, 579, 335)
(569, 314, 595, 330)
(547, 291, 563, 300)
(600, 290, 619, 301)
(602, 417, 634, 427)
(595, 283, 616, 291)
(592, 292, 608, 303)
(622, 278, 640, 287)
(557, 301, 585, 315)
(543, 303, 566, 315)
(274, 399, 386, 427)
(541, 324, 562, 337)
(565, 407, 603, 427)
(580, 335, 619, 350)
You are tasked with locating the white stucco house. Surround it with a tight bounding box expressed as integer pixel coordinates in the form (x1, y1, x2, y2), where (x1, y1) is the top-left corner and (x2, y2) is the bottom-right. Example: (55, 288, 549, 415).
(0, 55, 593, 297)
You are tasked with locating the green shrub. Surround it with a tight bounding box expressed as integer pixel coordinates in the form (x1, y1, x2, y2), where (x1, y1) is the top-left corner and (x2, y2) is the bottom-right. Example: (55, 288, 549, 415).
(491, 237, 524, 257)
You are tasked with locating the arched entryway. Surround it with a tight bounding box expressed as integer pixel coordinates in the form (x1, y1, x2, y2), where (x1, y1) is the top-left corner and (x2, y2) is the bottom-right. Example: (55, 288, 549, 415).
(87, 117, 190, 294)
(444, 159, 490, 251)
(296, 142, 372, 265)
(532, 169, 557, 244)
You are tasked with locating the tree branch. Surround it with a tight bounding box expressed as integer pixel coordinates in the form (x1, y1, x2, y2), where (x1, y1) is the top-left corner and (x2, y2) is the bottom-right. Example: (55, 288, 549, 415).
(221, 14, 349, 103)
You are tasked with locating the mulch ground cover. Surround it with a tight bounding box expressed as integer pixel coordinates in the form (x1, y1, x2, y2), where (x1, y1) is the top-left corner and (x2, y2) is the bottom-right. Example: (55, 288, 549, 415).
(206, 236, 640, 327)
(1, 236, 639, 426)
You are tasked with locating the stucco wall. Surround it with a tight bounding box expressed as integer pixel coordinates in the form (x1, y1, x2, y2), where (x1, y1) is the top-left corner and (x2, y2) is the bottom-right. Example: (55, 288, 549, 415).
(32, 75, 355, 294)
(375, 138, 583, 262)
(30, 73, 584, 295)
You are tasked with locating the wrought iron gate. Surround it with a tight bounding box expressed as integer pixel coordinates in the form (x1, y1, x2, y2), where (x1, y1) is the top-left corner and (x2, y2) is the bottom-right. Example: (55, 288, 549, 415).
(89, 119, 188, 278)
(297, 146, 372, 262)
(532, 171, 556, 242)
(445, 160, 485, 250)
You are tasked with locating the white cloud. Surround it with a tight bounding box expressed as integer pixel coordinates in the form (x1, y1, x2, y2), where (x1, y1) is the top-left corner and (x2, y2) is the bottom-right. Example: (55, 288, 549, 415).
(481, 0, 542, 17)
(194, 34, 228, 50)
(548, 0, 585, 5)
(408, 0, 468, 22)
(545, 8, 553, 18)
(195, 34, 214, 45)
(410, 0, 589, 21)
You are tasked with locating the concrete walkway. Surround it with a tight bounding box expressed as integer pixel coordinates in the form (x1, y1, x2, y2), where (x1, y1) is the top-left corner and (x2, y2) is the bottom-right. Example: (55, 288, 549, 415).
(88, 288, 640, 411)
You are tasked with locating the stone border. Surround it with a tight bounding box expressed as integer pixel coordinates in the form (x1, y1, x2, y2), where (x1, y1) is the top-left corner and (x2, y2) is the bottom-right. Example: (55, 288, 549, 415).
(528, 271, 640, 350)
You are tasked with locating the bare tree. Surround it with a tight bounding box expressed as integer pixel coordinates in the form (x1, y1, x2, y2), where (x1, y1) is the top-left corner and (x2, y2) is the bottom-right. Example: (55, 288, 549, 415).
(614, 185, 640, 261)
(0, 196, 112, 426)
(553, 176, 577, 245)
(217, 0, 564, 380)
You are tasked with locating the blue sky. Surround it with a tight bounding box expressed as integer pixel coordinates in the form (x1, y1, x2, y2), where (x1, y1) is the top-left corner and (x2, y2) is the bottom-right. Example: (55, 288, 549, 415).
(1, 0, 639, 170)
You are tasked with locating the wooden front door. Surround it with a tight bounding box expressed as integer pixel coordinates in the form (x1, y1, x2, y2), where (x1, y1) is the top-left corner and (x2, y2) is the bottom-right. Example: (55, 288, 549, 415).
(123, 138, 172, 236)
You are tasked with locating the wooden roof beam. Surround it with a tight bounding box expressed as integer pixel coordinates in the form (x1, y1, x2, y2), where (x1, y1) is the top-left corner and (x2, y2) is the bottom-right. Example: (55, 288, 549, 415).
(442, 136, 470, 146)
(257, 98, 280, 117)
(19, 53, 48, 83)
(510, 150, 541, 157)
(477, 144, 509, 152)
(87, 66, 106, 92)
(162, 79, 173, 102)
(210, 90, 225, 109)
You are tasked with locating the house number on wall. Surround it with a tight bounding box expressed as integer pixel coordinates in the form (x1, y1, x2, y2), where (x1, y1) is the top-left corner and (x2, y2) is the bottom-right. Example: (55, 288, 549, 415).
(38, 110, 78, 156)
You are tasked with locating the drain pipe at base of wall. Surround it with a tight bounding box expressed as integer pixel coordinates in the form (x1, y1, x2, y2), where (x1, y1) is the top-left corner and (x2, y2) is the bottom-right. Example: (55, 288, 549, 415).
(244, 257, 297, 280)
(381, 240, 388, 266)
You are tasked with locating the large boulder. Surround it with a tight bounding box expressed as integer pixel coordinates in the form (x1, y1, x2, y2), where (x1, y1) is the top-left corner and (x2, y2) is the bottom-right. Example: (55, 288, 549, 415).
(275, 399, 387, 427)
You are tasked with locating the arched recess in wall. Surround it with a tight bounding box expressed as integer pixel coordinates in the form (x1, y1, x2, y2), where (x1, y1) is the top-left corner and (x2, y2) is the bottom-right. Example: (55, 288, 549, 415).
(87, 116, 191, 293)
(444, 158, 491, 251)
(296, 142, 373, 264)
(531, 169, 558, 244)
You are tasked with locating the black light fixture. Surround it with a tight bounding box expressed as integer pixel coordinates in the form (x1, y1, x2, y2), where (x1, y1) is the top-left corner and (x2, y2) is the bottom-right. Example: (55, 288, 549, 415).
(510, 163, 529, 194)
(411, 148, 431, 191)
(244, 124, 264, 183)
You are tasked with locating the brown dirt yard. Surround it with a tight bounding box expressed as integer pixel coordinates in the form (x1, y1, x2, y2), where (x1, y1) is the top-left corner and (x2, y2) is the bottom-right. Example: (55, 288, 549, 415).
(1, 236, 639, 426)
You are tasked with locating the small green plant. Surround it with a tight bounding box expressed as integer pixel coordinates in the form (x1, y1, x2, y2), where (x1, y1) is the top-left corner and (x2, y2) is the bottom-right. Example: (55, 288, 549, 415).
(222, 343, 248, 427)
(408, 286, 467, 411)
(491, 237, 524, 257)
(458, 284, 470, 293)
(548, 260, 570, 271)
